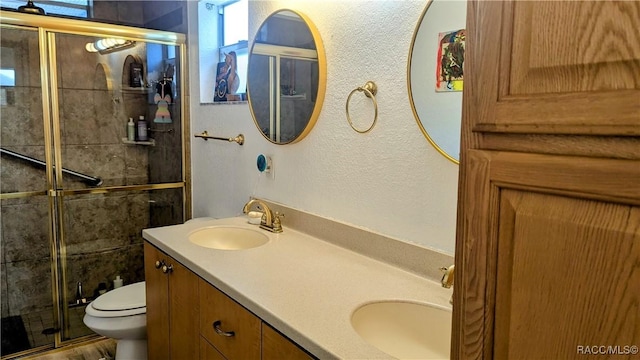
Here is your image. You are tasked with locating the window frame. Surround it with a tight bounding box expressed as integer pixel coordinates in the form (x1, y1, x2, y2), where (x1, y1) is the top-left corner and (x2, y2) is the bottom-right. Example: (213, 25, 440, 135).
(217, 0, 248, 97)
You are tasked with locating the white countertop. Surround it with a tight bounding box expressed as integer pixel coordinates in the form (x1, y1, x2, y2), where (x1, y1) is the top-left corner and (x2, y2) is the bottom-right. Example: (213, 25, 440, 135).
(142, 216, 452, 359)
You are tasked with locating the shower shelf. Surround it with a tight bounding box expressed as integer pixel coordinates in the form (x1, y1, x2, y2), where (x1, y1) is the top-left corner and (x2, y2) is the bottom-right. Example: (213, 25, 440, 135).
(121, 86, 152, 94)
(121, 138, 156, 146)
(68, 299, 92, 309)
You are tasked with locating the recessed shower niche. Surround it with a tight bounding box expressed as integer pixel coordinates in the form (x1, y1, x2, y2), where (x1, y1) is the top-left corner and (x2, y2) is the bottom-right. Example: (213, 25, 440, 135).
(0, 12, 189, 357)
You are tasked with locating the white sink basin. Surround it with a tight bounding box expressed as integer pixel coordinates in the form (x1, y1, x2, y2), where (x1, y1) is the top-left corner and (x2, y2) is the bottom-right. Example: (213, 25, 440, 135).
(351, 301, 451, 359)
(188, 226, 269, 250)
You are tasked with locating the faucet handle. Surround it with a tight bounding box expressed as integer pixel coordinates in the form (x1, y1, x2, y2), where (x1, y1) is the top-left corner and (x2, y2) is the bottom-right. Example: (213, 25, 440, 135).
(440, 265, 455, 289)
(272, 212, 284, 232)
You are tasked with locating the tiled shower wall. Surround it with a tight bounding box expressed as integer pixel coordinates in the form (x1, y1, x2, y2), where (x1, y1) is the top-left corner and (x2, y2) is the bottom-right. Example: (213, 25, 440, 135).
(1, 13, 184, 320)
(0, 32, 148, 318)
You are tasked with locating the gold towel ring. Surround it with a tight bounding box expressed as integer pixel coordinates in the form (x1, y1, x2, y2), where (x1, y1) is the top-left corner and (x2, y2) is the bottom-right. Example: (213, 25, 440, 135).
(346, 81, 378, 134)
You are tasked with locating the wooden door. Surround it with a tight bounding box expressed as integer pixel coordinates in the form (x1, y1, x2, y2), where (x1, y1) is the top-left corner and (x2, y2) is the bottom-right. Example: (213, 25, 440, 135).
(453, 1, 640, 359)
(145, 243, 171, 359)
(144, 243, 200, 359)
(167, 256, 200, 359)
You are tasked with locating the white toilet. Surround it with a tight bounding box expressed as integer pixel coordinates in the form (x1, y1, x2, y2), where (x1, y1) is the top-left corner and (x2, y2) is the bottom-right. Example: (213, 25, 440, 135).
(83, 281, 147, 360)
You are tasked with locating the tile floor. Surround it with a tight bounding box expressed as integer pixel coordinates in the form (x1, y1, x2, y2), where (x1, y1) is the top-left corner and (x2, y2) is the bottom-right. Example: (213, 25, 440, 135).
(20, 306, 92, 349)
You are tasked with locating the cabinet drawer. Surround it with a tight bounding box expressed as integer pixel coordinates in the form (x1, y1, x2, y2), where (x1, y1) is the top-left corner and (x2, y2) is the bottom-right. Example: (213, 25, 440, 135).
(200, 336, 226, 360)
(199, 279, 261, 360)
(262, 323, 314, 360)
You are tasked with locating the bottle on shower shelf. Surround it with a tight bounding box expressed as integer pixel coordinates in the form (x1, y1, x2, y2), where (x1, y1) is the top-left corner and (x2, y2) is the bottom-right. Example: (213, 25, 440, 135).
(113, 275, 123, 289)
(137, 116, 148, 141)
(75, 281, 86, 304)
(127, 117, 135, 141)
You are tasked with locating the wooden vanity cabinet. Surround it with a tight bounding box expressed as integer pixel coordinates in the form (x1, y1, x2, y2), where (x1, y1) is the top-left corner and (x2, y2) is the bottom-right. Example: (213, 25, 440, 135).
(263, 323, 314, 360)
(144, 243, 200, 359)
(198, 278, 314, 360)
(145, 242, 315, 360)
(199, 278, 261, 360)
(199, 336, 227, 360)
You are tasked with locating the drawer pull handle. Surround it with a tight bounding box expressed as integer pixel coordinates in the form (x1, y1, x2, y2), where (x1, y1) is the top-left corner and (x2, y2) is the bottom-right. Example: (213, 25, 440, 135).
(213, 320, 235, 337)
(155, 260, 164, 269)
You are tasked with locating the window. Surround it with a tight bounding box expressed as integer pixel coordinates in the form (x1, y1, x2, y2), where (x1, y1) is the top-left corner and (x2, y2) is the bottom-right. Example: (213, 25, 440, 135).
(222, 0, 247, 46)
(219, 0, 248, 96)
(197, 0, 248, 102)
(1, 0, 91, 18)
(0, 69, 15, 86)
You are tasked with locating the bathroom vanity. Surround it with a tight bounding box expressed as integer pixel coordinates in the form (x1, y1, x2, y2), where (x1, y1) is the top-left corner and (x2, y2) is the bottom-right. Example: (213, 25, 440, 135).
(144, 242, 311, 360)
(142, 215, 453, 359)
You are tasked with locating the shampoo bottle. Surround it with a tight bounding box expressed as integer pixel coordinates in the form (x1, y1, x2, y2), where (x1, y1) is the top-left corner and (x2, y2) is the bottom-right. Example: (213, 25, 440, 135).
(137, 116, 148, 141)
(127, 118, 135, 141)
(113, 275, 123, 289)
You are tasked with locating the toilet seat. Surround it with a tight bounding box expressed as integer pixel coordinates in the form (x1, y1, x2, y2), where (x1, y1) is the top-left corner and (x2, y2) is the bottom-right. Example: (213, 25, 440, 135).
(86, 281, 146, 318)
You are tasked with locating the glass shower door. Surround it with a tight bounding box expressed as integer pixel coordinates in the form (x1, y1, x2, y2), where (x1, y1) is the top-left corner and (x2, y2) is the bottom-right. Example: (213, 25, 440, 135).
(0, 25, 57, 356)
(1, 14, 188, 356)
(49, 31, 186, 342)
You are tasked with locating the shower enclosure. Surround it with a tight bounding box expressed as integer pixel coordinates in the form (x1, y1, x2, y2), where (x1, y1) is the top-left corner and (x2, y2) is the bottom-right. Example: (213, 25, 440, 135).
(0, 11, 190, 357)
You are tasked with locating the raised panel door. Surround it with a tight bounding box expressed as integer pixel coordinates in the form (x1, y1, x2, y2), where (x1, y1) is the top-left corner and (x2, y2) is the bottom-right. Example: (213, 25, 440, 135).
(467, 1, 640, 136)
(453, 150, 640, 359)
(494, 189, 639, 358)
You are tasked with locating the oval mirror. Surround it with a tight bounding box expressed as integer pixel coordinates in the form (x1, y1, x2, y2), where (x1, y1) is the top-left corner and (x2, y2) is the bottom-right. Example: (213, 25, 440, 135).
(408, 0, 467, 164)
(247, 9, 326, 144)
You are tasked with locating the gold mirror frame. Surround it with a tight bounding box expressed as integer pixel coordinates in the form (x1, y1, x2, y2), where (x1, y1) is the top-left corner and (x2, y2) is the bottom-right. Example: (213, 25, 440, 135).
(407, 0, 467, 165)
(247, 9, 326, 145)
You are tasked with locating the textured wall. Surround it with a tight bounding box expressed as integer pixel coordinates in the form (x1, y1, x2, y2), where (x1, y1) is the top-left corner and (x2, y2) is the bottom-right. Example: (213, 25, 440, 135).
(188, 0, 459, 254)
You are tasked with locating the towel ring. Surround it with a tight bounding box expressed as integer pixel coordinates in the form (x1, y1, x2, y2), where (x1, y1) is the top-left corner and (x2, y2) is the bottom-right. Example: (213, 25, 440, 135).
(346, 81, 378, 134)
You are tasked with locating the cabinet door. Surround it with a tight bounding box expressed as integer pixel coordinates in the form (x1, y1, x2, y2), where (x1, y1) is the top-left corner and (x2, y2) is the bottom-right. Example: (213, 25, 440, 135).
(144, 243, 200, 359)
(199, 278, 261, 360)
(262, 323, 313, 360)
(167, 257, 200, 359)
(469, 1, 639, 138)
(454, 1, 640, 359)
(145, 243, 170, 359)
(455, 151, 639, 358)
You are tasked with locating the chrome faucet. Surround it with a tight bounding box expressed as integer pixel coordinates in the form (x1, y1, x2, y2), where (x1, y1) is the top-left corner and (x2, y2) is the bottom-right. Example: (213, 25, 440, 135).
(440, 265, 455, 305)
(242, 199, 283, 233)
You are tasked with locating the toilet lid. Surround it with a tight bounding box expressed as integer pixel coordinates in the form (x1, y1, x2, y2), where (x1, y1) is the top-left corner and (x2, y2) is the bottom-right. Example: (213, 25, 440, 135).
(92, 281, 146, 311)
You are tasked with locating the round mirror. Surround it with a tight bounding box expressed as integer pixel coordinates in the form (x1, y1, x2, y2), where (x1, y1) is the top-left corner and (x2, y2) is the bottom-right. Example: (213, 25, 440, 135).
(247, 9, 326, 144)
(408, 0, 467, 164)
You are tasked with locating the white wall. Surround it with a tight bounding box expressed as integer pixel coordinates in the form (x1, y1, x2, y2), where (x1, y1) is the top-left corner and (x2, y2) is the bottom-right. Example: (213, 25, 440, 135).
(187, 0, 460, 255)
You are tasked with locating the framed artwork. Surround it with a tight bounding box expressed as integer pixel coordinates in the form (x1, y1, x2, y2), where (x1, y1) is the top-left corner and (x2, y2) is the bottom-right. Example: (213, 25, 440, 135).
(214, 61, 228, 102)
(436, 29, 465, 92)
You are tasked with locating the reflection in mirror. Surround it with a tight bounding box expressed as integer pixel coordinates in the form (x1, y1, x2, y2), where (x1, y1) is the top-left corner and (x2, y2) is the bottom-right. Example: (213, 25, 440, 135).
(408, 0, 467, 164)
(247, 10, 326, 144)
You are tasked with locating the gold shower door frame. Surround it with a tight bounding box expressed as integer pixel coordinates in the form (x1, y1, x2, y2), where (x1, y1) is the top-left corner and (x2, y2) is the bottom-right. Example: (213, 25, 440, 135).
(0, 11, 191, 356)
